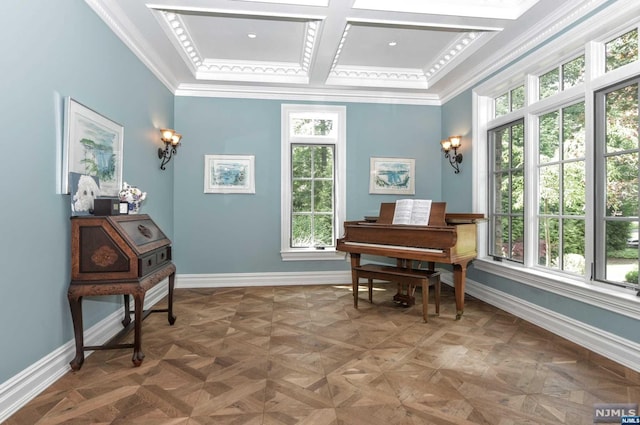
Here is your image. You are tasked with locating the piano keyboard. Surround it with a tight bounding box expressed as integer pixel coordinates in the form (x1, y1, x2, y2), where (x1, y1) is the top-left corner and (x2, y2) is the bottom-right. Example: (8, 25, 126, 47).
(343, 241, 444, 254)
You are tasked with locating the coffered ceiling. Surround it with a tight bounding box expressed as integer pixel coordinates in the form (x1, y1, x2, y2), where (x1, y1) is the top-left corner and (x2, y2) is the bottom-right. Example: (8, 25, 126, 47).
(87, 0, 604, 104)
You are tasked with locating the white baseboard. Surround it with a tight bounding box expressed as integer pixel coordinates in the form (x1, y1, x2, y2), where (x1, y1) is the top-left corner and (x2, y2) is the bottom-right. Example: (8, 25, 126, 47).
(0, 281, 168, 424)
(3, 270, 639, 423)
(176, 270, 352, 288)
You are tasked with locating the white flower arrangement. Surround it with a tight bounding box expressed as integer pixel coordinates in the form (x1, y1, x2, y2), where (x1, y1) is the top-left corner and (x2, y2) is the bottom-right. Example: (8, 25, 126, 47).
(118, 182, 146, 213)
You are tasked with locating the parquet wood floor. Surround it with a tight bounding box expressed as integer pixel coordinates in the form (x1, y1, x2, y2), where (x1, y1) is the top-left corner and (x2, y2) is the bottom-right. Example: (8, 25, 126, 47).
(6, 284, 640, 424)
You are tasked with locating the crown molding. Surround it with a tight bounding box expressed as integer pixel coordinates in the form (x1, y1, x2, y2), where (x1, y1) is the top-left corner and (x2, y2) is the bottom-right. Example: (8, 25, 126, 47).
(327, 65, 428, 89)
(438, 0, 611, 103)
(154, 9, 321, 83)
(175, 83, 441, 105)
(84, 0, 179, 93)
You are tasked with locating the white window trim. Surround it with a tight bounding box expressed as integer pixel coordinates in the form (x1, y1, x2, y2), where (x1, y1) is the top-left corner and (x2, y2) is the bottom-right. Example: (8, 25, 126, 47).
(472, 1, 640, 315)
(280, 104, 347, 261)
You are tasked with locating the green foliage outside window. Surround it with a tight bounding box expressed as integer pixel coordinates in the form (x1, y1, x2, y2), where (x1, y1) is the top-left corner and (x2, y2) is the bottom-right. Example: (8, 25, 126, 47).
(539, 68, 560, 99)
(563, 56, 585, 89)
(603, 83, 638, 257)
(538, 102, 586, 273)
(511, 86, 525, 110)
(291, 144, 334, 247)
(490, 121, 525, 261)
(494, 86, 525, 118)
(606, 29, 638, 72)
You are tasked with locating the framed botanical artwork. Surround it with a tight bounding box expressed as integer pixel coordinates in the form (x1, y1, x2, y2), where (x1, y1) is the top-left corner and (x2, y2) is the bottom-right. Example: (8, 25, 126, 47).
(62, 97, 124, 197)
(204, 154, 256, 194)
(369, 157, 415, 195)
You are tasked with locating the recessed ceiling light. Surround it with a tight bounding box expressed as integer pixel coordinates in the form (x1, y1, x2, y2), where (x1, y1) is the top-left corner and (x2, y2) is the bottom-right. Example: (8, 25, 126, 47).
(248, 33, 257, 39)
(388, 41, 397, 47)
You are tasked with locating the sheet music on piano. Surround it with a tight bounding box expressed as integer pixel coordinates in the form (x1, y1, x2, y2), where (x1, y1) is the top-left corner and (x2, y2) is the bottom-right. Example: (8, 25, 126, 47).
(392, 199, 432, 225)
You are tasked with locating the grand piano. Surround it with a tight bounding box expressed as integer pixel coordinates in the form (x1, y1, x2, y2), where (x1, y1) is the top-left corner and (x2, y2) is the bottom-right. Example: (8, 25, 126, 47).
(336, 202, 483, 319)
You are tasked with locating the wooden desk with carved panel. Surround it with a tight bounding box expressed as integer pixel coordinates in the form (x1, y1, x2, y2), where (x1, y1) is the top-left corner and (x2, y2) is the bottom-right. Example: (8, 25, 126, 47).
(68, 214, 176, 370)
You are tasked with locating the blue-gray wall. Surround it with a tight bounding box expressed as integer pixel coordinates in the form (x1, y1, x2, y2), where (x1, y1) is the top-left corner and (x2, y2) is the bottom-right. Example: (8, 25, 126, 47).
(173, 98, 442, 273)
(441, 90, 473, 212)
(0, 0, 174, 381)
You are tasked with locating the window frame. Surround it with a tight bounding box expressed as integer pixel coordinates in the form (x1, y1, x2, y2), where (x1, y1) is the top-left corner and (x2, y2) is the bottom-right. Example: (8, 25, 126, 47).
(593, 77, 640, 289)
(471, 7, 640, 314)
(488, 119, 525, 263)
(280, 104, 346, 261)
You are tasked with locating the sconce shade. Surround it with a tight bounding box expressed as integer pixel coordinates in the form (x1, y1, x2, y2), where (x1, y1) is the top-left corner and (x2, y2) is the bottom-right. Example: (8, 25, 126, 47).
(158, 128, 182, 170)
(441, 136, 463, 174)
(160, 128, 175, 143)
(171, 133, 182, 146)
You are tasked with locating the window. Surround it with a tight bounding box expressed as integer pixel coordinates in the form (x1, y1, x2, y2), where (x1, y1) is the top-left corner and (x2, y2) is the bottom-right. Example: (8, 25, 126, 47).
(494, 85, 525, 118)
(595, 79, 639, 287)
(281, 104, 346, 261)
(475, 11, 640, 295)
(539, 55, 585, 100)
(537, 102, 586, 274)
(605, 28, 638, 72)
(291, 144, 334, 248)
(488, 120, 525, 262)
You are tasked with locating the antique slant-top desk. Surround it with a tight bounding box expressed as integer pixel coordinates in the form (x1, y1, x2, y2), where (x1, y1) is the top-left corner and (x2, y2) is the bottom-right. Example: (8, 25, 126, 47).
(68, 214, 176, 370)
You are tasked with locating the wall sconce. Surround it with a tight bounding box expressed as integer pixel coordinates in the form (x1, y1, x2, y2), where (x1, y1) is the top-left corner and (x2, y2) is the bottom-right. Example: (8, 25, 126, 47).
(158, 128, 182, 170)
(441, 136, 463, 174)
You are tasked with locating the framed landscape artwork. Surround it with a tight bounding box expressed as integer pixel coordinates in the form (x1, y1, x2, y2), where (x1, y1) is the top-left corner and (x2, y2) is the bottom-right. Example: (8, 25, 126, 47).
(369, 157, 415, 195)
(62, 97, 124, 197)
(204, 154, 256, 194)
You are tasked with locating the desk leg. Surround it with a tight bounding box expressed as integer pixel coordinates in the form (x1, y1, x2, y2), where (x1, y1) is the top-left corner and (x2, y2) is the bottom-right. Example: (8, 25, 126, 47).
(132, 293, 145, 367)
(350, 254, 361, 308)
(68, 294, 85, 371)
(168, 272, 176, 325)
(452, 262, 468, 320)
(122, 294, 131, 327)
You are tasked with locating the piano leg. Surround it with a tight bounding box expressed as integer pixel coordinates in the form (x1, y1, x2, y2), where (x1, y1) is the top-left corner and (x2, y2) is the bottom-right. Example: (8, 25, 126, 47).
(350, 253, 361, 308)
(452, 262, 468, 320)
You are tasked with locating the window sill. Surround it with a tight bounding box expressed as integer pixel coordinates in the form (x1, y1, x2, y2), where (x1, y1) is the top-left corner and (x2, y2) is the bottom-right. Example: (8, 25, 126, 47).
(473, 257, 640, 319)
(281, 248, 347, 261)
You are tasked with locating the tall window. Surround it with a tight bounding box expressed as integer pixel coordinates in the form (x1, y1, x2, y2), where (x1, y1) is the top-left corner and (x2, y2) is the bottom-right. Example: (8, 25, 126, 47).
(488, 120, 524, 262)
(281, 105, 346, 261)
(291, 143, 334, 247)
(595, 79, 639, 288)
(538, 102, 586, 274)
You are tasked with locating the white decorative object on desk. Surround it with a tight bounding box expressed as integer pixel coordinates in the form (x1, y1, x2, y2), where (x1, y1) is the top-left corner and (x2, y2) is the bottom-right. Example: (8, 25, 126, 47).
(118, 182, 146, 214)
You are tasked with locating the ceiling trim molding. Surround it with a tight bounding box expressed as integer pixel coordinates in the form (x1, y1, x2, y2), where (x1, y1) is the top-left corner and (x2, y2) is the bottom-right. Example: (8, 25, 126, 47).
(157, 11, 203, 72)
(175, 83, 441, 105)
(196, 60, 309, 84)
(146, 4, 326, 21)
(328, 18, 502, 91)
(438, 0, 610, 103)
(154, 9, 321, 84)
(424, 31, 485, 82)
(327, 66, 428, 89)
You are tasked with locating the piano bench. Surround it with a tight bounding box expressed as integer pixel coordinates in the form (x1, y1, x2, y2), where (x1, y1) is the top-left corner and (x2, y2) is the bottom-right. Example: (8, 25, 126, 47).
(352, 264, 440, 323)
